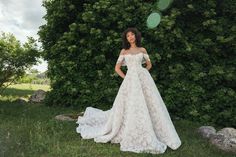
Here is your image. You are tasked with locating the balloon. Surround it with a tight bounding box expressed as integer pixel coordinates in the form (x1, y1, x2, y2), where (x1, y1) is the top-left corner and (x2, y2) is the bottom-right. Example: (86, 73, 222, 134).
(157, 0, 173, 11)
(147, 12, 161, 29)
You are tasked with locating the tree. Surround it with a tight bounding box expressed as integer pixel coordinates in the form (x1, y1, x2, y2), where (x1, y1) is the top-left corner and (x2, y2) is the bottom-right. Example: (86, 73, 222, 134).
(30, 68, 40, 74)
(0, 32, 40, 92)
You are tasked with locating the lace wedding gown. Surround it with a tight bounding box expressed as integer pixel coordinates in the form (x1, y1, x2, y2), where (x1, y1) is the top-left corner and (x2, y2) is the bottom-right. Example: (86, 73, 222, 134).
(76, 51, 181, 154)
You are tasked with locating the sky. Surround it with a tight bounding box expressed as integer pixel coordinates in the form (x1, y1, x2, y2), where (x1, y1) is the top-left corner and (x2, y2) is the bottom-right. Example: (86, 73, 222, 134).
(0, 0, 48, 73)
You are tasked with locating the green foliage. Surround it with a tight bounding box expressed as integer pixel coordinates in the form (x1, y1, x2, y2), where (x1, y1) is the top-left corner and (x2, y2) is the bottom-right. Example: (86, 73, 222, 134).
(38, 0, 236, 127)
(0, 32, 40, 91)
(17, 71, 50, 85)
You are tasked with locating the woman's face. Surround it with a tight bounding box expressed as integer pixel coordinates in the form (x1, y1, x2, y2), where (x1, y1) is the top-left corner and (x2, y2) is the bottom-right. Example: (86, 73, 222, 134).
(126, 31, 136, 44)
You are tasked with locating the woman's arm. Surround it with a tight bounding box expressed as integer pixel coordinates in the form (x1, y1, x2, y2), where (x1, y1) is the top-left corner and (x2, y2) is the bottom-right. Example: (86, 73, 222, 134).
(115, 64, 126, 79)
(146, 56, 152, 70)
(115, 49, 126, 79)
(141, 47, 152, 70)
(146, 61, 152, 70)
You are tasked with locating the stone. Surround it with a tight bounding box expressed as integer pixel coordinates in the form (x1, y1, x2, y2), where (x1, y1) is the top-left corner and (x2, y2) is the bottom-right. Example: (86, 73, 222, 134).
(55, 114, 76, 121)
(55, 112, 84, 122)
(210, 127, 236, 154)
(29, 89, 46, 103)
(197, 126, 216, 139)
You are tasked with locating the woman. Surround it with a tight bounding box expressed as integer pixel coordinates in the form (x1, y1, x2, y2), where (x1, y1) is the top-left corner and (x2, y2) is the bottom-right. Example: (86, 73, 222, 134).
(76, 27, 182, 154)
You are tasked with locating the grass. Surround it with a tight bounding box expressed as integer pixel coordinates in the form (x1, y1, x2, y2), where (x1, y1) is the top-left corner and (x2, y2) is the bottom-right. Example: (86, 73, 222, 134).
(0, 83, 50, 102)
(0, 84, 235, 157)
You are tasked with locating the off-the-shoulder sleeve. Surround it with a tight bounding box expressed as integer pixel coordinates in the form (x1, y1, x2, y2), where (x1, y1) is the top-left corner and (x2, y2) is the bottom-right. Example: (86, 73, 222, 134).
(141, 48, 151, 64)
(142, 53, 151, 64)
(116, 54, 126, 66)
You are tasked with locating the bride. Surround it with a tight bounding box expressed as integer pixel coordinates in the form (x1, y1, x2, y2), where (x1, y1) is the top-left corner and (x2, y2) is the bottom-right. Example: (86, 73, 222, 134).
(76, 27, 182, 154)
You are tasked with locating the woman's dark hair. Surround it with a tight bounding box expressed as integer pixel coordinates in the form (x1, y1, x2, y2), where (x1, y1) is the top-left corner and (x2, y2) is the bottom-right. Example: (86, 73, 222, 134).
(122, 27, 142, 50)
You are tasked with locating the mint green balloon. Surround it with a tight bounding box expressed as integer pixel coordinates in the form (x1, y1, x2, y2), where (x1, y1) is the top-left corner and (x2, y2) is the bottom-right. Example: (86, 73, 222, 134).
(147, 12, 161, 29)
(157, 0, 173, 11)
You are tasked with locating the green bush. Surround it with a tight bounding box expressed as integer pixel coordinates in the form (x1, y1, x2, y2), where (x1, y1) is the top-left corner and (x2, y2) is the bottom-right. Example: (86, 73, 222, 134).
(38, 0, 236, 127)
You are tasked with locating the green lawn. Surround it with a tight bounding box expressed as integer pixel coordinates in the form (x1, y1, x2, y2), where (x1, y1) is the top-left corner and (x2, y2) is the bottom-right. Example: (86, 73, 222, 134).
(0, 83, 50, 102)
(0, 84, 234, 157)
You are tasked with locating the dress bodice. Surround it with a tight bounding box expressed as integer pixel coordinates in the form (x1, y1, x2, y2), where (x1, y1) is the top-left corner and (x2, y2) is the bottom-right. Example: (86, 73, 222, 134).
(116, 52, 150, 69)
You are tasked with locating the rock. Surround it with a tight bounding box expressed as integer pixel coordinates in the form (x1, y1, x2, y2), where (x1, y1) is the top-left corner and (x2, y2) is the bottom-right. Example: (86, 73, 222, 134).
(197, 126, 216, 139)
(55, 114, 76, 121)
(210, 127, 236, 154)
(218, 128, 236, 138)
(55, 112, 84, 122)
(29, 89, 46, 103)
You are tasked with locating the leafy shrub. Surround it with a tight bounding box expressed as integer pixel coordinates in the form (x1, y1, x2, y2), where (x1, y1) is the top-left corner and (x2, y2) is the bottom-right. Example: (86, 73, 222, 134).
(38, 0, 236, 127)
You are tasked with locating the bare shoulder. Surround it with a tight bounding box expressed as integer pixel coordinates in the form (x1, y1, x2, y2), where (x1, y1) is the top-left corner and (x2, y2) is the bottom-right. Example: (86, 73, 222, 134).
(139, 47, 148, 54)
(119, 48, 126, 55)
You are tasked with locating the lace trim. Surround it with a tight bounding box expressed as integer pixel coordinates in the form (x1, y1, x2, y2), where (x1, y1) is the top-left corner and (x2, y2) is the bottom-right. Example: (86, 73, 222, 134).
(116, 53, 150, 66)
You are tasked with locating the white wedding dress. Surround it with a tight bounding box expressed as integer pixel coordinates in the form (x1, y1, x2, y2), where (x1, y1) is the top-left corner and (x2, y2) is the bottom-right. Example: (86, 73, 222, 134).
(76, 51, 181, 154)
